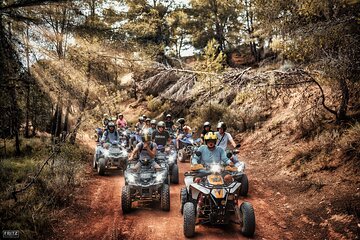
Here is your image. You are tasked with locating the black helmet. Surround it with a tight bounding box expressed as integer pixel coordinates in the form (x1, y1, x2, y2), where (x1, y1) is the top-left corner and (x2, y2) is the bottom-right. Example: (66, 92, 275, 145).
(176, 118, 185, 125)
(217, 122, 227, 131)
(157, 121, 166, 128)
(150, 119, 157, 125)
(203, 121, 211, 128)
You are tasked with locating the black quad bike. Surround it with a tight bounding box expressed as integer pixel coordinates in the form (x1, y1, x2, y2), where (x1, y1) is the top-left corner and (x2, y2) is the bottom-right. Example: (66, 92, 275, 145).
(180, 162, 255, 238)
(121, 157, 170, 213)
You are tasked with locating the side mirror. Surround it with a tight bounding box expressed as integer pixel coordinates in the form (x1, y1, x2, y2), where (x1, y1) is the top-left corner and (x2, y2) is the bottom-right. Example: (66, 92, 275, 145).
(195, 151, 201, 157)
(236, 144, 241, 148)
(226, 152, 233, 158)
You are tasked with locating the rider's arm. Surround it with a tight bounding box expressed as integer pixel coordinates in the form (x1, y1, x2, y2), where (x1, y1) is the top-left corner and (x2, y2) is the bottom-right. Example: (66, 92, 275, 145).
(129, 146, 139, 160)
(100, 131, 107, 143)
(228, 133, 237, 148)
(219, 147, 232, 165)
(145, 142, 156, 159)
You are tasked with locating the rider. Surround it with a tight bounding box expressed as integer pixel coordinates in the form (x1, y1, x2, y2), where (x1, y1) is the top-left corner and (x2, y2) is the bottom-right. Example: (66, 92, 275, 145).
(129, 130, 160, 171)
(142, 118, 151, 131)
(152, 121, 171, 147)
(116, 113, 127, 129)
(192, 132, 233, 166)
(164, 114, 175, 131)
(176, 118, 186, 149)
(149, 119, 157, 135)
(135, 116, 144, 131)
(215, 122, 241, 166)
(103, 114, 110, 128)
(101, 122, 119, 144)
(200, 121, 212, 143)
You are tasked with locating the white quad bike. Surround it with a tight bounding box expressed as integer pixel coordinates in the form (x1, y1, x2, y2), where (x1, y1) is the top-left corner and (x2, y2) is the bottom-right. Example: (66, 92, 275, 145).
(180, 161, 255, 238)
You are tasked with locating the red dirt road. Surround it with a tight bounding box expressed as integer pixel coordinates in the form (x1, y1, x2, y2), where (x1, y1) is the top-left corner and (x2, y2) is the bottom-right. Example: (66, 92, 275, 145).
(51, 145, 298, 240)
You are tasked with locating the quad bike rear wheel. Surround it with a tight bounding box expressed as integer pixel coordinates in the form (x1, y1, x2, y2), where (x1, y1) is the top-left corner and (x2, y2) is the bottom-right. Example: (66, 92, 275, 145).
(239, 202, 255, 237)
(183, 202, 196, 237)
(180, 187, 188, 214)
(178, 149, 187, 162)
(171, 164, 179, 184)
(121, 186, 132, 213)
(161, 184, 170, 211)
(97, 158, 106, 176)
(239, 174, 249, 196)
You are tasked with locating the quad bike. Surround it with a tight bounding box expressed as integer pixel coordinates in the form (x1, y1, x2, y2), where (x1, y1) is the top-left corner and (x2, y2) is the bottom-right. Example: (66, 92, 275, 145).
(156, 144, 179, 184)
(93, 141, 129, 175)
(180, 161, 255, 238)
(177, 134, 201, 163)
(121, 157, 170, 213)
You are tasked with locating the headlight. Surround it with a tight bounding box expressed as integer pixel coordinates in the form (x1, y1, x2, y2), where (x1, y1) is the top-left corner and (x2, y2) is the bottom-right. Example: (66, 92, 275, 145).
(127, 174, 136, 183)
(156, 172, 166, 182)
(210, 164, 221, 173)
(103, 149, 109, 158)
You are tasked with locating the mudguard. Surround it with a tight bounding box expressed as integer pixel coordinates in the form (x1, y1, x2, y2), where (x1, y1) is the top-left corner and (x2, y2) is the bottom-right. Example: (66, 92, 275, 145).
(190, 183, 210, 200)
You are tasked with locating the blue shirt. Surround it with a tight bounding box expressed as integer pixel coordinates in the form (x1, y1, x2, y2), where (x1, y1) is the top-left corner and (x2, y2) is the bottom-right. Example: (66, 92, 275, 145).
(192, 145, 231, 166)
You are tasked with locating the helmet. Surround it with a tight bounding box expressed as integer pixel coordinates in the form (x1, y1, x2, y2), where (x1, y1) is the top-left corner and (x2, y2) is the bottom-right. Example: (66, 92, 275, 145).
(118, 113, 123, 117)
(145, 118, 151, 122)
(141, 130, 152, 142)
(104, 113, 109, 118)
(150, 119, 157, 125)
(203, 121, 211, 128)
(183, 125, 191, 132)
(217, 122, 227, 131)
(166, 114, 172, 118)
(142, 114, 147, 119)
(138, 116, 143, 121)
(176, 118, 185, 125)
(204, 132, 217, 141)
(107, 122, 116, 132)
(157, 121, 165, 128)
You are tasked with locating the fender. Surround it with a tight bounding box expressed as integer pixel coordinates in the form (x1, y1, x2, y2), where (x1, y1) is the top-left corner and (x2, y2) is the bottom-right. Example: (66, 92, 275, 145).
(190, 183, 210, 200)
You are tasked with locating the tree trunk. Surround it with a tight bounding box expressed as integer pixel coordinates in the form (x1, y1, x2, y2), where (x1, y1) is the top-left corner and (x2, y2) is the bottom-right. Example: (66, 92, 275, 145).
(336, 78, 349, 122)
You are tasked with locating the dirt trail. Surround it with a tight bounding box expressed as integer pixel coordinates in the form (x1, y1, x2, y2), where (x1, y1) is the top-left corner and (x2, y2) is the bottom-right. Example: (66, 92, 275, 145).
(51, 136, 301, 240)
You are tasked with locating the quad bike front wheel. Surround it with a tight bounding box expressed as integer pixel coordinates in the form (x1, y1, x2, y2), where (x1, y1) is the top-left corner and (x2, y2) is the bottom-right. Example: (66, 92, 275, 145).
(183, 202, 196, 237)
(239, 202, 255, 237)
(97, 158, 106, 176)
(239, 174, 249, 196)
(121, 186, 132, 213)
(171, 164, 179, 184)
(160, 184, 170, 211)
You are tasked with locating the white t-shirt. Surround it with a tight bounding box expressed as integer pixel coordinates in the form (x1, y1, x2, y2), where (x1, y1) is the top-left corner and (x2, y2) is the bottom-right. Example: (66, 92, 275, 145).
(215, 132, 233, 150)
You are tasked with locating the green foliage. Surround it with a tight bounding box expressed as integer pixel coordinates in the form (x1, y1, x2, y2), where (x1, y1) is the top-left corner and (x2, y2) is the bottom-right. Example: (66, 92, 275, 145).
(197, 39, 226, 73)
(0, 140, 88, 240)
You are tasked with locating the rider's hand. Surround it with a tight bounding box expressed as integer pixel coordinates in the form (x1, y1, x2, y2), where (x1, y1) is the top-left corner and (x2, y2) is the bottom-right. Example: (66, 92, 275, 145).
(228, 161, 234, 167)
(194, 177, 201, 183)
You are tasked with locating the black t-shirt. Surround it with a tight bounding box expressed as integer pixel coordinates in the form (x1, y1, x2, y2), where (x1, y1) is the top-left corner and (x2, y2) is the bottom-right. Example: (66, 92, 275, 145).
(165, 120, 174, 130)
(152, 130, 170, 146)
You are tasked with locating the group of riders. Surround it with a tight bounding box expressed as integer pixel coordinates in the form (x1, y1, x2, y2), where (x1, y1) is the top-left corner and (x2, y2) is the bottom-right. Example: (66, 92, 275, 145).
(98, 112, 242, 171)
